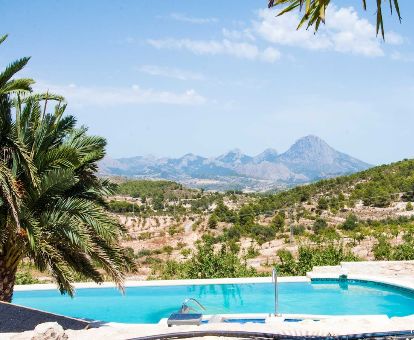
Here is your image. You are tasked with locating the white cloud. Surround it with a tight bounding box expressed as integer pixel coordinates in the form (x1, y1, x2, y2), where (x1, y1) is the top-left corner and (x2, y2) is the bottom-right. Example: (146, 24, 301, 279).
(391, 51, 414, 62)
(147, 38, 281, 63)
(148, 5, 403, 63)
(254, 6, 403, 57)
(170, 13, 218, 24)
(138, 65, 205, 81)
(222, 28, 255, 41)
(34, 82, 206, 107)
(261, 47, 281, 63)
(254, 9, 332, 51)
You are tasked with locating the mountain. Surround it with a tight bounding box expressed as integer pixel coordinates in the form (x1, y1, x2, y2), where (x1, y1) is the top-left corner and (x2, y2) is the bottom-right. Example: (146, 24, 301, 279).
(253, 148, 279, 163)
(277, 135, 371, 180)
(99, 135, 372, 191)
(215, 149, 253, 165)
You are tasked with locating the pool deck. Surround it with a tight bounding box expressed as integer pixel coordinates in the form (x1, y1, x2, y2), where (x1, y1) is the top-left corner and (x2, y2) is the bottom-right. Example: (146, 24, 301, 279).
(5, 260, 414, 339)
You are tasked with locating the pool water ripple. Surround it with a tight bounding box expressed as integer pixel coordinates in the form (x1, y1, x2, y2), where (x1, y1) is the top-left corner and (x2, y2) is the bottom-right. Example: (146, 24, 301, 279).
(13, 280, 414, 324)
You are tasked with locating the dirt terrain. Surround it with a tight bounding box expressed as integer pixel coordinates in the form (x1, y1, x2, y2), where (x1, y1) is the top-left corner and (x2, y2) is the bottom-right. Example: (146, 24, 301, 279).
(116, 196, 414, 279)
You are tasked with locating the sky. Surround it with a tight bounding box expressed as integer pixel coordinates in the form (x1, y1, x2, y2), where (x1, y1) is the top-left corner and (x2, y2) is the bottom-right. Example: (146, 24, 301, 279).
(2, 0, 414, 165)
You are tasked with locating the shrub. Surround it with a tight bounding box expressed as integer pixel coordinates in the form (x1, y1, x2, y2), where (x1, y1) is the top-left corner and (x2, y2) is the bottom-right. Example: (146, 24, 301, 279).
(406, 202, 413, 211)
(168, 225, 183, 236)
(342, 214, 359, 231)
(162, 245, 174, 255)
(313, 218, 327, 234)
(392, 243, 414, 260)
(271, 212, 285, 232)
(291, 225, 305, 235)
(275, 245, 359, 276)
(208, 213, 219, 229)
(239, 205, 255, 228)
(153, 240, 257, 279)
(138, 232, 152, 240)
(372, 238, 392, 260)
(317, 197, 329, 210)
(249, 225, 276, 244)
(225, 225, 242, 241)
(15, 270, 40, 285)
(180, 248, 191, 258)
(276, 249, 297, 276)
(246, 245, 260, 259)
(136, 249, 153, 258)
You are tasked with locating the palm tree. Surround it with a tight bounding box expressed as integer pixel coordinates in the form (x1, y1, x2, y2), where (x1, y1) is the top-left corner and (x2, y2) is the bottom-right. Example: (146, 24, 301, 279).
(0, 36, 133, 302)
(267, 0, 401, 39)
(0, 34, 35, 233)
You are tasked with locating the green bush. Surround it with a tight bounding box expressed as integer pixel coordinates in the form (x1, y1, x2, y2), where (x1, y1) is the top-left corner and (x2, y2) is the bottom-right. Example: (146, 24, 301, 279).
(317, 197, 329, 210)
(208, 213, 219, 229)
(15, 271, 40, 285)
(392, 243, 414, 260)
(108, 200, 136, 213)
(275, 244, 359, 276)
(372, 238, 392, 260)
(136, 249, 153, 258)
(342, 214, 359, 231)
(276, 249, 297, 276)
(249, 225, 276, 244)
(153, 240, 257, 279)
(313, 218, 327, 234)
(162, 245, 174, 255)
(271, 212, 285, 232)
(406, 202, 413, 211)
(291, 225, 305, 235)
(246, 245, 260, 259)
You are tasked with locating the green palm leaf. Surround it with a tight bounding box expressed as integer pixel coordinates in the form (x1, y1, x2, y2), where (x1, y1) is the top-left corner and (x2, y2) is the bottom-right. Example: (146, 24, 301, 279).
(268, 0, 402, 39)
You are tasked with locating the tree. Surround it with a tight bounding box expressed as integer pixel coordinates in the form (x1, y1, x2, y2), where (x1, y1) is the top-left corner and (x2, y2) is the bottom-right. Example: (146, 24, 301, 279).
(0, 35, 35, 235)
(238, 205, 255, 228)
(207, 213, 218, 229)
(268, 0, 401, 39)
(342, 213, 359, 231)
(0, 38, 133, 302)
(317, 197, 329, 210)
(313, 217, 327, 234)
(271, 212, 285, 232)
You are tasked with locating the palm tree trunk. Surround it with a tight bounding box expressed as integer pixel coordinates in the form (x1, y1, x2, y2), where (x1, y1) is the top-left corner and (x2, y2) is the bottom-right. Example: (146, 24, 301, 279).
(0, 255, 17, 302)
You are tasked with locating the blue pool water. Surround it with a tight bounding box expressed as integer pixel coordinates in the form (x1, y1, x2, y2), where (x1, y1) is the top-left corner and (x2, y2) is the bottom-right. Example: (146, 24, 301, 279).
(13, 280, 414, 324)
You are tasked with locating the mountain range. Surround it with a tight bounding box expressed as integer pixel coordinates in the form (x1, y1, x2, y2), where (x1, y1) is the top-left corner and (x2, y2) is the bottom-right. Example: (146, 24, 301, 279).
(99, 135, 372, 192)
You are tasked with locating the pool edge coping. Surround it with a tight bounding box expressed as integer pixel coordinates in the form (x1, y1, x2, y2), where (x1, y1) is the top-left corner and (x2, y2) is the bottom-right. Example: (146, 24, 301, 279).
(13, 273, 414, 293)
(13, 276, 309, 291)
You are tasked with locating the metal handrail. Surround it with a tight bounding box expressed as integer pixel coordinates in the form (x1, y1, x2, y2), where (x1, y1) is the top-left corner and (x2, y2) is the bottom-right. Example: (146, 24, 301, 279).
(272, 268, 279, 316)
(179, 298, 206, 313)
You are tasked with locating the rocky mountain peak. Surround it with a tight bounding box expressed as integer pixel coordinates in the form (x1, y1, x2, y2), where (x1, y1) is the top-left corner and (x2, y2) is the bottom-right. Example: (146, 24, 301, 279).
(254, 148, 279, 163)
(216, 149, 252, 164)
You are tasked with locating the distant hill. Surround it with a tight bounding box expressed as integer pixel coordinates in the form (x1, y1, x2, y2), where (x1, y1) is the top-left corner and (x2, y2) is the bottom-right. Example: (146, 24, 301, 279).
(255, 158, 414, 212)
(100, 135, 372, 191)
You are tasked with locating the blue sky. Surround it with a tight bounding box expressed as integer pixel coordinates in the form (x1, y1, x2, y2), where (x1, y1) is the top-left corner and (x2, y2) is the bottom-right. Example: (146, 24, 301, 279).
(2, 0, 414, 165)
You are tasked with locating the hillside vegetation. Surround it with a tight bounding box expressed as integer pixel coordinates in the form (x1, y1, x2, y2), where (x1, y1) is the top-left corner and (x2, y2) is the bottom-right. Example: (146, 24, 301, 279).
(23, 159, 414, 283)
(255, 158, 414, 214)
(107, 159, 414, 280)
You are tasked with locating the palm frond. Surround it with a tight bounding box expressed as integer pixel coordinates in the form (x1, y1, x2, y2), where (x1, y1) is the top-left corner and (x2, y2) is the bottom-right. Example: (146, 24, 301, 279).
(0, 78, 34, 95)
(268, 0, 402, 39)
(0, 58, 32, 88)
(0, 163, 21, 230)
(0, 34, 8, 45)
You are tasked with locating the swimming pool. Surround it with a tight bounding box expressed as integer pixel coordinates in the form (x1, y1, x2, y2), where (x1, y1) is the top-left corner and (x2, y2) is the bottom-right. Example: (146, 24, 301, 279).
(12, 279, 414, 324)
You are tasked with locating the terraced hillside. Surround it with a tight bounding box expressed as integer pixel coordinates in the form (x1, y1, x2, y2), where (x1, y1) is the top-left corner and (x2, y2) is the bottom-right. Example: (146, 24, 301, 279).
(18, 159, 414, 283)
(103, 159, 414, 280)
